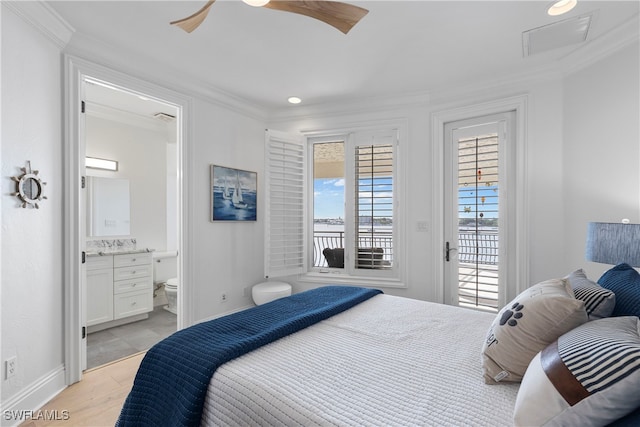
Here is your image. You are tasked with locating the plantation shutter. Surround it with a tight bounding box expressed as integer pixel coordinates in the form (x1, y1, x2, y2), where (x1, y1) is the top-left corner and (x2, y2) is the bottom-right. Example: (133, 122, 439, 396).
(456, 134, 500, 311)
(352, 129, 397, 271)
(264, 130, 306, 277)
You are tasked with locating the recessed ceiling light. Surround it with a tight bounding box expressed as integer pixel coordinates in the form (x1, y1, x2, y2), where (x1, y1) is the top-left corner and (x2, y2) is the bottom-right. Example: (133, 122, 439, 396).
(547, 0, 577, 16)
(288, 96, 302, 105)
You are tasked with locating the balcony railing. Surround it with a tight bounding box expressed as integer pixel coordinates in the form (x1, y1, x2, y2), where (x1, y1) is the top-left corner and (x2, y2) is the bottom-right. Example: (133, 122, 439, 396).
(457, 229, 499, 312)
(457, 229, 498, 265)
(313, 228, 499, 311)
(313, 230, 393, 267)
(313, 229, 498, 268)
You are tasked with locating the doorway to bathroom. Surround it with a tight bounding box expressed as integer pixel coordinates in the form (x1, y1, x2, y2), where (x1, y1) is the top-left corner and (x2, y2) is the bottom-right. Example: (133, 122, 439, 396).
(63, 55, 192, 384)
(82, 78, 180, 369)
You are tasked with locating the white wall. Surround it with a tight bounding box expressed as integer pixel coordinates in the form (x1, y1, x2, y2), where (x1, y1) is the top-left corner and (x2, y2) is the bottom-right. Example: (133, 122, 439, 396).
(563, 42, 640, 280)
(85, 115, 170, 252)
(1, 4, 66, 410)
(166, 142, 178, 252)
(189, 99, 266, 320)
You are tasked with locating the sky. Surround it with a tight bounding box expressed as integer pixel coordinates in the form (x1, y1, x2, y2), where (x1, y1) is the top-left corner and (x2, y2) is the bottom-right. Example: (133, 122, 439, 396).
(314, 178, 498, 220)
(458, 185, 499, 219)
(314, 177, 393, 220)
(314, 178, 344, 219)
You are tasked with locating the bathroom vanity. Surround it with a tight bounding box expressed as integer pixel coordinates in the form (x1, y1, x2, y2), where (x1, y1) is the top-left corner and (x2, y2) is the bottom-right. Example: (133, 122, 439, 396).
(86, 250, 153, 332)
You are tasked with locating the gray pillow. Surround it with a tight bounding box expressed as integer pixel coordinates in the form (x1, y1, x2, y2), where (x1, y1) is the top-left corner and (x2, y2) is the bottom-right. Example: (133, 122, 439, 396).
(566, 269, 616, 320)
(481, 278, 587, 384)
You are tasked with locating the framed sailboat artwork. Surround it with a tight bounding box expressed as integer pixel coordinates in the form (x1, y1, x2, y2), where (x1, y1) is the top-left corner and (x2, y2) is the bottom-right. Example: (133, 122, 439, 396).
(210, 165, 257, 221)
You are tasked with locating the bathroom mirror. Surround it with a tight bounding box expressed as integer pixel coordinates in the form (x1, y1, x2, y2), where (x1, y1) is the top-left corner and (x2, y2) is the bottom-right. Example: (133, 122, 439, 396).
(87, 176, 131, 236)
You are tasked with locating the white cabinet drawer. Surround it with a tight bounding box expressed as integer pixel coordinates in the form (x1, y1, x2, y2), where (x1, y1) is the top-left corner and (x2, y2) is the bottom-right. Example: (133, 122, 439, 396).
(86, 251, 154, 327)
(86, 255, 113, 271)
(114, 265, 152, 281)
(114, 289, 153, 319)
(114, 252, 152, 268)
(114, 276, 152, 294)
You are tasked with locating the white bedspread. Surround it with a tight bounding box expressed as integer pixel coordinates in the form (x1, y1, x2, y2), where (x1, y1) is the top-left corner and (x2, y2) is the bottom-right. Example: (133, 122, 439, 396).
(201, 294, 519, 426)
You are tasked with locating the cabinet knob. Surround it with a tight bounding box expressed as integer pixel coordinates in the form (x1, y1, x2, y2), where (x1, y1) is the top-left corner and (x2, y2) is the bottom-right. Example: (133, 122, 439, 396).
(131, 301, 137, 306)
(132, 258, 136, 262)
(132, 270, 136, 274)
(132, 283, 137, 287)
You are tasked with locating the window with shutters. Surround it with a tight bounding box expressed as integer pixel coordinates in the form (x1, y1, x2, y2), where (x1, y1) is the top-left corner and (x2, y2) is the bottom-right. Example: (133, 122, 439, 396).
(265, 127, 401, 283)
(311, 129, 398, 279)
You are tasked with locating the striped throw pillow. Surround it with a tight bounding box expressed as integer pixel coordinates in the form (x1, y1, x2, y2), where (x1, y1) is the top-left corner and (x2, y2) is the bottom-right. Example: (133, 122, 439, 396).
(514, 316, 640, 426)
(566, 269, 616, 320)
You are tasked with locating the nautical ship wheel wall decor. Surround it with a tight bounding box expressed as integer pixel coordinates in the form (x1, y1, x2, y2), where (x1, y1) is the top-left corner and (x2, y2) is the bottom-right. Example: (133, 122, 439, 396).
(11, 161, 47, 208)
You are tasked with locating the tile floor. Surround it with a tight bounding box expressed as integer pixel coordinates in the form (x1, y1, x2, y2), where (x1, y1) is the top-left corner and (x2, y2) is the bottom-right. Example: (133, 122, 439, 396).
(86, 305, 177, 370)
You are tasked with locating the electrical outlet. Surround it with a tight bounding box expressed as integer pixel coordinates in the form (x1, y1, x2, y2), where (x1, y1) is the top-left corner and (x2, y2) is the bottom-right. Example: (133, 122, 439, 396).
(243, 287, 249, 297)
(5, 357, 17, 379)
(221, 293, 227, 302)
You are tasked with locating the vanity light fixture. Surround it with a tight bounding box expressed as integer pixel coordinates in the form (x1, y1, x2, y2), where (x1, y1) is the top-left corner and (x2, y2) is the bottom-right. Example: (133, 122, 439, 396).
(547, 0, 577, 16)
(86, 156, 118, 171)
(288, 96, 302, 105)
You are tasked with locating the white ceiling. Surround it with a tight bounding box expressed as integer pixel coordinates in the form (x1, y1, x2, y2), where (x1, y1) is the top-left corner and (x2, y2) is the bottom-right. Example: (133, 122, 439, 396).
(48, 1, 639, 114)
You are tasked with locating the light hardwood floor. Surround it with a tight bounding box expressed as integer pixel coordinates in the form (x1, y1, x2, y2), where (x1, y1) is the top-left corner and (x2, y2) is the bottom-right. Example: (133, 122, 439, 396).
(21, 352, 144, 427)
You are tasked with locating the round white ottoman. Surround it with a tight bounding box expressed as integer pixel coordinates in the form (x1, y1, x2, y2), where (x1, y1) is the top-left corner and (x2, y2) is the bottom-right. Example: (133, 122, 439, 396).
(252, 281, 292, 305)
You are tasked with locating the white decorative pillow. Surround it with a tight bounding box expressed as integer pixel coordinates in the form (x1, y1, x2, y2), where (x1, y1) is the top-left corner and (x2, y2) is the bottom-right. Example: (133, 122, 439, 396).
(514, 316, 640, 426)
(481, 278, 588, 384)
(566, 269, 616, 320)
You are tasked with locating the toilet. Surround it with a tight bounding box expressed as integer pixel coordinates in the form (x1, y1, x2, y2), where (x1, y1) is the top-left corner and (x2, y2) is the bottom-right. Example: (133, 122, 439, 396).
(163, 278, 178, 314)
(252, 281, 292, 305)
(153, 251, 178, 314)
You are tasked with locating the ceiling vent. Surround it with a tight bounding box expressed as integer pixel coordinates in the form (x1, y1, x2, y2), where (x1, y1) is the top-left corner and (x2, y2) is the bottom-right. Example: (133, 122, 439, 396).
(522, 13, 592, 57)
(153, 112, 176, 122)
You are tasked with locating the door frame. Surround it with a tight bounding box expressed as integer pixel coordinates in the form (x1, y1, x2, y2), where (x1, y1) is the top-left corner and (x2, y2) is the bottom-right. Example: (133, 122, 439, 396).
(63, 55, 194, 384)
(431, 95, 529, 306)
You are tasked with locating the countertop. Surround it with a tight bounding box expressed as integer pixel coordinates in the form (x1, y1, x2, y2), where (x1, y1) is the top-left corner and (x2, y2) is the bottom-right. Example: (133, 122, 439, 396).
(86, 248, 154, 257)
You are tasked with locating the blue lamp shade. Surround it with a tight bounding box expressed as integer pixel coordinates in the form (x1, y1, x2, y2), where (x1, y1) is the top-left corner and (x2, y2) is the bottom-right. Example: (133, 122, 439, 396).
(585, 222, 640, 267)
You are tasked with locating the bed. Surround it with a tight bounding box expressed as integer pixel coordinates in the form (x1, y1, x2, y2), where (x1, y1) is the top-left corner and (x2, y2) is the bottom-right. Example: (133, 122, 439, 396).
(117, 266, 640, 427)
(200, 293, 518, 426)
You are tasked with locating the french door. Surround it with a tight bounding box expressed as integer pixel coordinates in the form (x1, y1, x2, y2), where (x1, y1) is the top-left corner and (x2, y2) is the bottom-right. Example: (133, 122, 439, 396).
(443, 113, 514, 312)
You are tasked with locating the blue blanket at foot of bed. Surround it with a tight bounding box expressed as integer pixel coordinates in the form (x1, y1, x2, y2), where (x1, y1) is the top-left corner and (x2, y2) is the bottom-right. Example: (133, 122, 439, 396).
(116, 285, 382, 427)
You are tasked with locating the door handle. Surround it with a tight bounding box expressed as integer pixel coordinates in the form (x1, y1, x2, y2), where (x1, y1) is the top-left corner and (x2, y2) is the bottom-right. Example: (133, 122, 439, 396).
(445, 241, 457, 262)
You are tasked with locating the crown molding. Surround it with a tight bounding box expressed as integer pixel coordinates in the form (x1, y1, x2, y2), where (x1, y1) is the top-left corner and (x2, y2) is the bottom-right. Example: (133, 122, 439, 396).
(559, 13, 640, 76)
(3, 1, 74, 49)
(11, 1, 268, 122)
(64, 32, 269, 122)
(13, 2, 637, 124)
(268, 90, 431, 123)
(269, 10, 638, 121)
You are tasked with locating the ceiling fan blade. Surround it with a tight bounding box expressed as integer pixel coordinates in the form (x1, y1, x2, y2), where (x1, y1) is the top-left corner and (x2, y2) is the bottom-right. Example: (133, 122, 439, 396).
(170, 0, 216, 33)
(263, 1, 369, 34)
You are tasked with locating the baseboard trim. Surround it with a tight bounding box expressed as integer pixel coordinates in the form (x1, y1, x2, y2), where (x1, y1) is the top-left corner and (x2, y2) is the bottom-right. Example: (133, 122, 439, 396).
(1, 365, 66, 427)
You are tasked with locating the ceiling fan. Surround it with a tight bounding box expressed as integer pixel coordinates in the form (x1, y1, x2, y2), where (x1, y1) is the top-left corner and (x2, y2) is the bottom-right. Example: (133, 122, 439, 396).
(170, 0, 369, 34)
